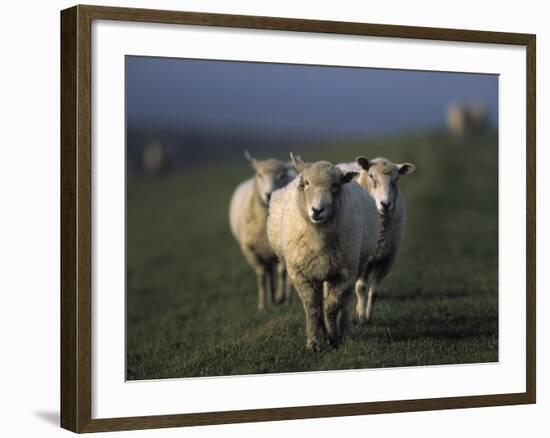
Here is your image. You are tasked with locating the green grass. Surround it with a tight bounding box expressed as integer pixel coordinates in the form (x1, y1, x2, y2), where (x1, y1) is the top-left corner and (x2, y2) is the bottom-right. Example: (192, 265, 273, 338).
(126, 130, 498, 380)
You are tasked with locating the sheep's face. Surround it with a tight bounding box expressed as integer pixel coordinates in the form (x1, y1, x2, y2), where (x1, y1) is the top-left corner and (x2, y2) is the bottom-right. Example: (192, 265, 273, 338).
(292, 154, 358, 226)
(245, 152, 296, 205)
(357, 156, 415, 216)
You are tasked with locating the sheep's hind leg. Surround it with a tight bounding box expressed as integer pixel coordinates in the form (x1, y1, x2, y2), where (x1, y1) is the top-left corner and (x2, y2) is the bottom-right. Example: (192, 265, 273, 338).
(324, 282, 354, 348)
(274, 262, 287, 304)
(242, 245, 271, 310)
(285, 276, 294, 303)
(366, 262, 390, 323)
(366, 256, 394, 323)
(266, 262, 276, 307)
(254, 266, 271, 310)
(337, 302, 351, 341)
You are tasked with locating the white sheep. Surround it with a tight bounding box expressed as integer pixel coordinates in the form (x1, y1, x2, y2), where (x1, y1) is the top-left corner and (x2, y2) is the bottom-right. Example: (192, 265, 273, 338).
(468, 101, 489, 133)
(446, 102, 468, 138)
(229, 152, 296, 309)
(344, 156, 415, 324)
(267, 154, 379, 351)
(142, 140, 168, 174)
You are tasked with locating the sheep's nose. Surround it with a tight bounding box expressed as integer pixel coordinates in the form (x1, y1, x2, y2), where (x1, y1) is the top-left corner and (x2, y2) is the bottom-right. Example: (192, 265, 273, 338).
(380, 201, 391, 210)
(265, 193, 272, 202)
(311, 207, 324, 218)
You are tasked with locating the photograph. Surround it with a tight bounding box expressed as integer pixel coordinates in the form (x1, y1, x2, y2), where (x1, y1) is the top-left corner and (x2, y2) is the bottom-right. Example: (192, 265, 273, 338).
(125, 56, 499, 380)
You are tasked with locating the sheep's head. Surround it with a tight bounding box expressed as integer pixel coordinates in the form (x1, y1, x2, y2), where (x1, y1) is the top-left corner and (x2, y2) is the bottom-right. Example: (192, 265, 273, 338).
(245, 151, 296, 205)
(291, 153, 358, 226)
(356, 156, 415, 216)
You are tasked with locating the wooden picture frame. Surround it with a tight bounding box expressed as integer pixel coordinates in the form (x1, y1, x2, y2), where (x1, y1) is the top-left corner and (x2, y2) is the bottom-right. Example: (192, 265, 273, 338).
(61, 4, 536, 433)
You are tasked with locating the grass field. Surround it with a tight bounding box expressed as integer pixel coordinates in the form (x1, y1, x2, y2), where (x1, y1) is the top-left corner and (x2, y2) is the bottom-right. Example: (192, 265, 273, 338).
(126, 130, 498, 380)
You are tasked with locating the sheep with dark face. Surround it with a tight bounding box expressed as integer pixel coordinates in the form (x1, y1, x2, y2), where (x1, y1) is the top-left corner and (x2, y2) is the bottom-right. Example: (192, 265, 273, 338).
(267, 154, 379, 351)
(353, 156, 415, 324)
(229, 152, 297, 309)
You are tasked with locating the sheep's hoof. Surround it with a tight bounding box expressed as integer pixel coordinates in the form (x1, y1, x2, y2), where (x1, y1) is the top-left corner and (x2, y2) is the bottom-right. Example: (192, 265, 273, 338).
(353, 314, 368, 326)
(273, 294, 285, 305)
(306, 338, 327, 353)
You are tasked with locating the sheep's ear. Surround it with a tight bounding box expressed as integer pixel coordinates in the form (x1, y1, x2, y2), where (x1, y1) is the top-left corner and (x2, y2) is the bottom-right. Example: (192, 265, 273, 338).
(244, 151, 260, 171)
(397, 163, 415, 175)
(356, 156, 371, 170)
(290, 153, 306, 173)
(342, 171, 359, 184)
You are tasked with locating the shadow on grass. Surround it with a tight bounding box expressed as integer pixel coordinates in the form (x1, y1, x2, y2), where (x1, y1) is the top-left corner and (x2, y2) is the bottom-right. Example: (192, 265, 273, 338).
(359, 312, 498, 342)
(381, 288, 471, 301)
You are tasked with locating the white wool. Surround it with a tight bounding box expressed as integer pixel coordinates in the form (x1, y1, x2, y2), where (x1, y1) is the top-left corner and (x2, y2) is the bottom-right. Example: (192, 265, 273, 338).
(267, 162, 379, 350)
(342, 156, 414, 324)
(229, 157, 296, 309)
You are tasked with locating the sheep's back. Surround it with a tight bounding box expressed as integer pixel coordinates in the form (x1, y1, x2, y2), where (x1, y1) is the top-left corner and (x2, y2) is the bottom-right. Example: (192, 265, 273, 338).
(229, 178, 254, 242)
(336, 162, 361, 174)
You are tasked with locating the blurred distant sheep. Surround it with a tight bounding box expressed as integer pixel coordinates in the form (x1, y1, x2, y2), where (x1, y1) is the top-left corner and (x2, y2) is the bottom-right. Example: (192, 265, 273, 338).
(446, 101, 489, 137)
(229, 153, 297, 309)
(142, 141, 168, 174)
(267, 154, 379, 351)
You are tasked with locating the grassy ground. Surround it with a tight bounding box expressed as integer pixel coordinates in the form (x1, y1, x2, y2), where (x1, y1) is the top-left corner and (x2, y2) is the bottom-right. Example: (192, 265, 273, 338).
(126, 130, 498, 380)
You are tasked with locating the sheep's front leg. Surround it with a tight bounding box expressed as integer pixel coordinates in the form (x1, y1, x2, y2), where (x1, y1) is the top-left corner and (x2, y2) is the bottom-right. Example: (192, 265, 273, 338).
(365, 280, 379, 323)
(355, 278, 368, 325)
(355, 263, 372, 325)
(291, 272, 326, 352)
(324, 282, 354, 348)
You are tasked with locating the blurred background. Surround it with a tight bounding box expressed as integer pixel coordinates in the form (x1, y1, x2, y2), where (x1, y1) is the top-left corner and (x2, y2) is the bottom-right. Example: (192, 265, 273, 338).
(126, 56, 497, 174)
(126, 56, 498, 380)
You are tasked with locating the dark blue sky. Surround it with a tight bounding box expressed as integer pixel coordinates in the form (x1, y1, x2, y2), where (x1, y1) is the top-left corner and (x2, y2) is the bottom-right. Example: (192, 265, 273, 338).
(126, 56, 498, 139)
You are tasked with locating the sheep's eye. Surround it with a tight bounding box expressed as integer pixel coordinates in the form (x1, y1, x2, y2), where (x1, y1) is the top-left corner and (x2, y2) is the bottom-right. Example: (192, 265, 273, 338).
(331, 183, 338, 191)
(304, 179, 310, 187)
(369, 174, 377, 187)
(276, 172, 284, 180)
